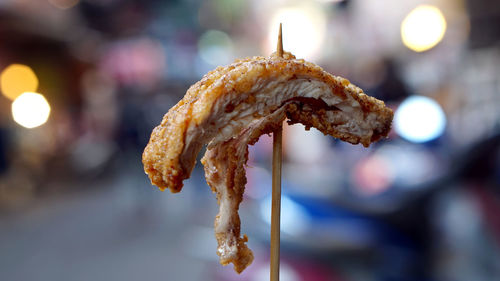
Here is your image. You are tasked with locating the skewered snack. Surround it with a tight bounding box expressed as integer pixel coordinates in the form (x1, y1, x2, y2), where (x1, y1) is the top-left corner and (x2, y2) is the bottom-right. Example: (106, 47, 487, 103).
(142, 51, 393, 273)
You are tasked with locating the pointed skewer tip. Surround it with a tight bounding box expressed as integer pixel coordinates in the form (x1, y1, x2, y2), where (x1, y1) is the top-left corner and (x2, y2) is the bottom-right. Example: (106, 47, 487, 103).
(277, 23, 283, 57)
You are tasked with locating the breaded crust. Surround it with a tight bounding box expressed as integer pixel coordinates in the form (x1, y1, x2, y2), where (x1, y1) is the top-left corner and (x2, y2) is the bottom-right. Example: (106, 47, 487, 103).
(143, 52, 393, 193)
(143, 51, 393, 273)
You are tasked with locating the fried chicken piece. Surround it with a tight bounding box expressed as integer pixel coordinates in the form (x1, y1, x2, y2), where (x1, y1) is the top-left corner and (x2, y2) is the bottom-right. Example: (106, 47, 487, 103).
(142, 51, 393, 273)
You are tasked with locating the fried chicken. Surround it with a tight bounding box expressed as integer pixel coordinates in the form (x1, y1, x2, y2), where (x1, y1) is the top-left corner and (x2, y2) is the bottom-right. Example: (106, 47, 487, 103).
(142, 51, 393, 273)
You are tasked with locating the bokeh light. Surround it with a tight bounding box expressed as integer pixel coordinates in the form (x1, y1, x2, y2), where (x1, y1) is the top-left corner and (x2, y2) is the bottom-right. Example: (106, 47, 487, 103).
(375, 144, 442, 188)
(352, 155, 395, 196)
(11, 92, 51, 129)
(261, 195, 310, 236)
(268, 6, 326, 59)
(198, 30, 234, 66)
(401, 5, 447, 52)
(0, 64, 39, 101)
(100, 38, 166, 87)
(395, 95, 446, 143)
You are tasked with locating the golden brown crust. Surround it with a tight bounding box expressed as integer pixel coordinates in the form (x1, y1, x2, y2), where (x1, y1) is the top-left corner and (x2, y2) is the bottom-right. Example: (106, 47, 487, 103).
(142, 51, 393, 273)
(142, 52, 393, 193)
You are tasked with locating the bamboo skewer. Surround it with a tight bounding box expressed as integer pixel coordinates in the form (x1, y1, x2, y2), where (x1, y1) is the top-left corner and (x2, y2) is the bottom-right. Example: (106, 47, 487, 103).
(276, 23, 284, 57)
(270, 23, 283, 281)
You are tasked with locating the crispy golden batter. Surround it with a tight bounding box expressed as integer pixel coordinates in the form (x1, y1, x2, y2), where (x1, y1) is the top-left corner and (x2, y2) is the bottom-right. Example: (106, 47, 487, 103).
(142, 51, 393, 273)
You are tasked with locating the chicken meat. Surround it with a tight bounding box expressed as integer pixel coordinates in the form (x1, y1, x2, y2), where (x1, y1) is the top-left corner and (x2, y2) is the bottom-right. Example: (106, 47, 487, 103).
(142, 51, 393, 273)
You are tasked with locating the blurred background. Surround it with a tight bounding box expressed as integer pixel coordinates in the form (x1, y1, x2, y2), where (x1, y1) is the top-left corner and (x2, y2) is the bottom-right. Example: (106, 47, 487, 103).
(0, 0, 499, 280)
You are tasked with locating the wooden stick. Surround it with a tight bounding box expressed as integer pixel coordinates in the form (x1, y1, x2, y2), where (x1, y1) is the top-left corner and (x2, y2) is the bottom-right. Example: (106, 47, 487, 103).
(276, 23, 283, 57)
(270, 23, 283, 281)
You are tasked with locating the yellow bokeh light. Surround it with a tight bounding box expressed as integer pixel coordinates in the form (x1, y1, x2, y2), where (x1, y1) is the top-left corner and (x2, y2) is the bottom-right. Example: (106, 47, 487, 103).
(401, 5, 447, 52)
(0, 64, 39, 100)
(11, 92, 51, 129)
(268, 6, 326, 59)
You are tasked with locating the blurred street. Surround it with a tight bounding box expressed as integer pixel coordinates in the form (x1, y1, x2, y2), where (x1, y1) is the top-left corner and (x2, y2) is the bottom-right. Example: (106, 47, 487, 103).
(0, 152, 218, 281)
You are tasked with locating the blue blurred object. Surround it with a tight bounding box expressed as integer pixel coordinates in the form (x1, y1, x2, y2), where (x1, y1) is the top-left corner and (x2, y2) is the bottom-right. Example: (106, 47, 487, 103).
(256, 186, 428, 280)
